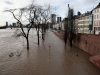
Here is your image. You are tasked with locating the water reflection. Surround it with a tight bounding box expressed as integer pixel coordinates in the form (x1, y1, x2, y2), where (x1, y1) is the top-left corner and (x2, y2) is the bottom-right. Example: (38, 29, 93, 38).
(48, 45, 51, 62)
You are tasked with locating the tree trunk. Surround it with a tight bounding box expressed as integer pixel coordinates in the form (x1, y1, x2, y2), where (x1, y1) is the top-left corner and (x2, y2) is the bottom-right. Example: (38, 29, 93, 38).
(64, 30, 67, 45)
(38, 24, 39, 45)
(38, 30, 39, 45)
(42, 32, 44, 40)
(26, 37, 29, 50)
(42, 24, 44, 40)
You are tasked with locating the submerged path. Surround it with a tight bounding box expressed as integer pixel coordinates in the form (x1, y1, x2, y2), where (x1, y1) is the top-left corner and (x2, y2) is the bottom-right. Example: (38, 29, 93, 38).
(0, 29, 100, 75)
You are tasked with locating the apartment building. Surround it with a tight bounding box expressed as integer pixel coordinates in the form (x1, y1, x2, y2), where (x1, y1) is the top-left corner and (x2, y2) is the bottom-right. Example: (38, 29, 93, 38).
(92, 3, 100, 34)
(73, 15, 78, 33)
(77, 12, 92, 34)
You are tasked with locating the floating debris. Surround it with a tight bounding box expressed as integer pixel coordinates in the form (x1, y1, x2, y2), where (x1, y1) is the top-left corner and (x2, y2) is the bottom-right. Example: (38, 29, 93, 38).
(9, 53, 14, 57)
(16, 52, 21, 56)
(48, 59, 51, 62)
(76, 54, 79, 57)
(49, 45, 51, 48)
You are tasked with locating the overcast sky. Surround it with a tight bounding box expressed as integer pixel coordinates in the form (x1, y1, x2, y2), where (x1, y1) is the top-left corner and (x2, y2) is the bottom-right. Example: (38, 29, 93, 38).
(0, 0, 100, 26)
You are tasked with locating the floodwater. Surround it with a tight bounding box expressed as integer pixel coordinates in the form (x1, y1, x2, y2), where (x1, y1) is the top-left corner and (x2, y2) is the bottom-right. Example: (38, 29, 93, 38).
(0, 28, 100, 75)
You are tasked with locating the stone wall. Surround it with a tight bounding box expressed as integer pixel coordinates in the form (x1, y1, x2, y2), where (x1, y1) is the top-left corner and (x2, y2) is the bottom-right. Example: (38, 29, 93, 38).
(54, 32, 100, 68)
(73, 34, 100, 55)
(73, 34, 100, 68)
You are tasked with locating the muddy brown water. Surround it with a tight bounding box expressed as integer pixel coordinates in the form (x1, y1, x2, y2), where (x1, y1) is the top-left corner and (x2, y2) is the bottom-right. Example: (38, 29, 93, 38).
(0, 28, 100, 75)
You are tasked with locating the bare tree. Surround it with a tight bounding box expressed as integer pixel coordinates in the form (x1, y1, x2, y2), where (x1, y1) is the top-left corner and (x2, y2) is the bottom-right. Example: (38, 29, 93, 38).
(43, 5, 54, 30)
(64, 18, 68, 45)
(5, 3, 39, 50)
(40, 5, 54, 40)
(64, 4, 74, 47)
(5, 3, 54, 50)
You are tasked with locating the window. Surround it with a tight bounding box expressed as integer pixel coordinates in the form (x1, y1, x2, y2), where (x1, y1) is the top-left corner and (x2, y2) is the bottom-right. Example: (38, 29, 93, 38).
(99, 20, 100, 26)
(98, 20, 99, 26)
(95, 15, 96, 19)
(97, 9, 99, 13)
(96, 27, 100, 30)
(98, 8, 99, 12)
(95, 21, 97, 26)
(94, 21, 95, 25)
(97, 15, 98, 19)
(87, 16, 89, 19)
(98, 14, 99, 19)
(99, 15, 100, 19)
(94, 15, 95, 19)
(99, 8, 100, 12)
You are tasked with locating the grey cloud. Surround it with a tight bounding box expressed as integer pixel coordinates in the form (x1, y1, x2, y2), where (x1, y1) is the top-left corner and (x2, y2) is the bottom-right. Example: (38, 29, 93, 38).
(4, 7, 9, 10)
(83, 0, 100, 5)
(5, 0, 13, 5)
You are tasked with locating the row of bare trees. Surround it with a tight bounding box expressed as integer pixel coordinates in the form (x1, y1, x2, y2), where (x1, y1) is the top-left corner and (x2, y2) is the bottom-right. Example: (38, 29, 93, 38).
(5, 3, 54, 50)
(64, 4, 74, 47)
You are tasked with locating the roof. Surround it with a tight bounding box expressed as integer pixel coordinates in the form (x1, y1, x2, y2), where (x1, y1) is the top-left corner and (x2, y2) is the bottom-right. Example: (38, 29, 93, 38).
(73, 15, 79, 19)
(92, 2, 100, 11)
(78, 11, 91, 18)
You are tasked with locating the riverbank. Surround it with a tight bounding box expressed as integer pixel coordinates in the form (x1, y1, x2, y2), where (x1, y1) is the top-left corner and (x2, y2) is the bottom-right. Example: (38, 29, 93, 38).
(54, 31, 100, 68)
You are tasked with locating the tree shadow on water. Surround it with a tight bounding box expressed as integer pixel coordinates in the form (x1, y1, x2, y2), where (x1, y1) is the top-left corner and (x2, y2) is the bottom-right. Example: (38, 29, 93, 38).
(64, 43, 71, 52)
(27, 50, 30, 57)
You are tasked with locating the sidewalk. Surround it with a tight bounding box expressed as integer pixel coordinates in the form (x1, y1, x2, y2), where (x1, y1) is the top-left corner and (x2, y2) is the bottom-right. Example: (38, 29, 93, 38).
(54, 31, 100, 68)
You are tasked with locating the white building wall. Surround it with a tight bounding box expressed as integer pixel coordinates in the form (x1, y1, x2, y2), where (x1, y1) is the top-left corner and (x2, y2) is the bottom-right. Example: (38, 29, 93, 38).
(61, 22, 65, 31)
(53, 21, 65, 31)
(93, 8, 100, 34)
(77, 14, 92, 34)
(78, 17, 84, 33)
(74, 18, 78, 33)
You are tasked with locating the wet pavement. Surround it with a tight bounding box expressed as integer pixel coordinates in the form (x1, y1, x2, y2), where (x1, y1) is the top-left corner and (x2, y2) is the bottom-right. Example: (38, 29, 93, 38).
(0, 28, 100, 75)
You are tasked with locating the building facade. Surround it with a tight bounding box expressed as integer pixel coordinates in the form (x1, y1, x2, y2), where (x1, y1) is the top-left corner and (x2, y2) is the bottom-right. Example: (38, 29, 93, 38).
(51, 14, 56, 24)
(6, 22, 8, 27)
(73, 15, 78, 33)
(12, 23, 16, 27)
(92, 3, 100, 34)
(52, 3, 100, 35)
(77, 12, 92, 34)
